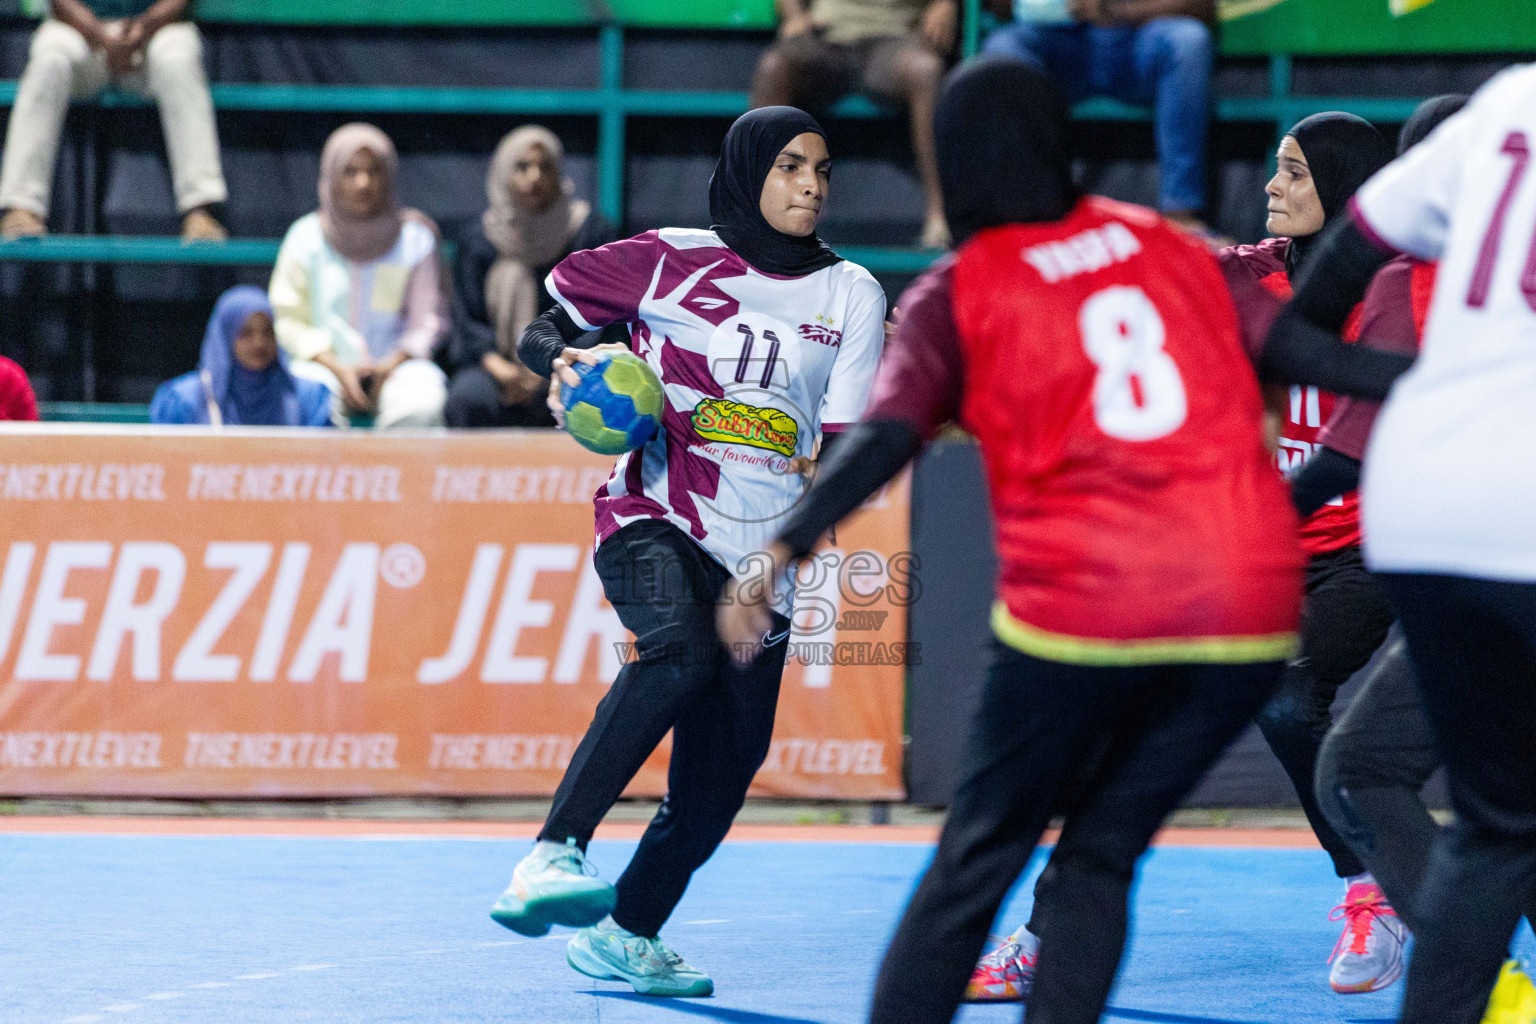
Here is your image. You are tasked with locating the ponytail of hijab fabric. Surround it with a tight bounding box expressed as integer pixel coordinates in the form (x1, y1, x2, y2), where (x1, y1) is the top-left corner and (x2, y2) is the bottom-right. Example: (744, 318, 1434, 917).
(1398, 94, 1468, 156)
(1283, 113, 1393, 277)
(935, 57, 1079, 245)
(708, 106, 842, 277)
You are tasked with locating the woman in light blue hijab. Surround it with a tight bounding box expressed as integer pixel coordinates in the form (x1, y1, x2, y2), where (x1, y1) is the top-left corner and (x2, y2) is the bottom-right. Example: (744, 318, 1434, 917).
(151, 285, 332, 426)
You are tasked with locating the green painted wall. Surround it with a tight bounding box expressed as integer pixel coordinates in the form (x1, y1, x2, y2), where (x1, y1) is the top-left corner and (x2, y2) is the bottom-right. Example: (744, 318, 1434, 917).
(1218, 0, 1536, 55)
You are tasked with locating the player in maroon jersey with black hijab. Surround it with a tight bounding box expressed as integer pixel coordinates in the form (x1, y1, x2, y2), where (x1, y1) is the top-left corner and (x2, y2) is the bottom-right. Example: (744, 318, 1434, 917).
(1218, 113, 1410, 994)
(717, 57, 1413, 1024)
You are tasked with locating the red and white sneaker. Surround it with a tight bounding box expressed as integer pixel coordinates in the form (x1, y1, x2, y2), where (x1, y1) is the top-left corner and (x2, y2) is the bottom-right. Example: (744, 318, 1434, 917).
(963, 928, 1039, 1003)
(1328, 881, 1408, 993)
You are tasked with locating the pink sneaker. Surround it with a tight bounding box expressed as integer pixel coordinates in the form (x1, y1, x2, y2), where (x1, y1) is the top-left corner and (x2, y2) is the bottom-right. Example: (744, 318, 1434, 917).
(1328, 882, 1407, 993)
(963, 929, 1038, 1003)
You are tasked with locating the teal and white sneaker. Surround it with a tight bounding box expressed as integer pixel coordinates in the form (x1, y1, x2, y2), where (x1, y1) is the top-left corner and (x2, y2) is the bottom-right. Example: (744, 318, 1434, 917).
(489, 838, 616, 937)
(566, 917, 714, 997)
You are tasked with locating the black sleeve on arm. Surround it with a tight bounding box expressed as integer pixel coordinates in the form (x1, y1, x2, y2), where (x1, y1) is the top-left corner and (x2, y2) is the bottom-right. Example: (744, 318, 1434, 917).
(778, 420, 924, 560)
(1262, 215, 1413, 399)
(1290, 446, 1362, 519)
(447, 231, 497, 370)
(816, 429, 843, 465)
(1290, 214, 1398, 332)
(1262, 312, 1415, 399)
(517, 306, 588, 379)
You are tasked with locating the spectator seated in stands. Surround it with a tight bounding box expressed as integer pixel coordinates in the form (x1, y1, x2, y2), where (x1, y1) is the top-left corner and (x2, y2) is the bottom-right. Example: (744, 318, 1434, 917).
(750, 0, 957, 249)
(0, 0, 227, 241)
(0, 354, 38, 421)
(982, 0, 1216, 234)
(150, 285, 332, 427)
(270, 123, 448, 430)
(445, 125, 616, 429)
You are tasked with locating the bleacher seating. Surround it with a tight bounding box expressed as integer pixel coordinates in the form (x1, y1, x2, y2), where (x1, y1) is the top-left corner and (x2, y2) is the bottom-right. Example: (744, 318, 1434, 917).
(0, 0, 1516, 418)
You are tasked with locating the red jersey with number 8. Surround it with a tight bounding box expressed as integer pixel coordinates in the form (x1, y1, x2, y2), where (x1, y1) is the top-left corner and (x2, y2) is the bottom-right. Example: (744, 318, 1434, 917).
(867, 197, 1303, 664)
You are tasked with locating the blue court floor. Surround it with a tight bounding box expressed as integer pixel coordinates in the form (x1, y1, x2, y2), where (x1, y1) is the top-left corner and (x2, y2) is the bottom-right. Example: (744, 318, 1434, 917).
(3, 831, 1530, 1024)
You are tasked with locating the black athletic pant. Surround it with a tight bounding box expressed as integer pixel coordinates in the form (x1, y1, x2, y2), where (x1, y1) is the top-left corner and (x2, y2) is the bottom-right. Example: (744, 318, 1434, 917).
(1386, 573, 1536, 1024)
(1256, 543, 1393, 879)
(540, 519, 791, 938)
(869, 643, 1282, 1024)
(1314, 625, 1442, 930)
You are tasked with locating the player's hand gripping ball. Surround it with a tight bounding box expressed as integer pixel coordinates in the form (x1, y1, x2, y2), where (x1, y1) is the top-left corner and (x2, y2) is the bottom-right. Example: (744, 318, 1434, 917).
(559, 351, 664, 455)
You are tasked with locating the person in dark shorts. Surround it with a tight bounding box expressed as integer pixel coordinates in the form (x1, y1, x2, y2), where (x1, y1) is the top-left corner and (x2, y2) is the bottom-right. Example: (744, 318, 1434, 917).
(750, 0, 958, 247)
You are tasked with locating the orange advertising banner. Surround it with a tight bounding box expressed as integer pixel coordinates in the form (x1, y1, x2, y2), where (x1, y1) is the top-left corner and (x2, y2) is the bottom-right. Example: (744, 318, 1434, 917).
(0, 427, 909, 800)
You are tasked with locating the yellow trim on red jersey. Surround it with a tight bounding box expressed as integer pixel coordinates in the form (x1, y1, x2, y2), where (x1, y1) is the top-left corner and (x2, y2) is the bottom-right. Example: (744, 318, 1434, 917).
(990, 603, 1298, 666)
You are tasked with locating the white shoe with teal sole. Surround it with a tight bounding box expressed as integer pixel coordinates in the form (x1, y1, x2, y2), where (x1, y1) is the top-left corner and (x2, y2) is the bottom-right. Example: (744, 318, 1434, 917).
(567, 918, 714, 997)
(489, 838, 616, 937)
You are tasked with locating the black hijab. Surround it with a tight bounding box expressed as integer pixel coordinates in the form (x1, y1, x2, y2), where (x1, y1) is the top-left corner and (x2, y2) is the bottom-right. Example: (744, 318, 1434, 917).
(1284, 112, 1393, 276)
(935, 57, 1079, 245)
(1398, 94, 1468, 156)
(708, 106, 842, 276)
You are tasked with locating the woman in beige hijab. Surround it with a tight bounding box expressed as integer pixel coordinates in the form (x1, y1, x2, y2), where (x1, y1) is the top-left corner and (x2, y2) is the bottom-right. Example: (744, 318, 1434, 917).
(445, 125, 617, 428)
(270, 122, 449, 429)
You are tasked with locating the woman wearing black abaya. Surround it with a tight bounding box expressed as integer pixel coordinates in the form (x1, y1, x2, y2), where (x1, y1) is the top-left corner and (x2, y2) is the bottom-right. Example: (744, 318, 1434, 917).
(485, 106, 887, 999)
(444, 125, 619, 428)
(1218, 113, 1406, 996)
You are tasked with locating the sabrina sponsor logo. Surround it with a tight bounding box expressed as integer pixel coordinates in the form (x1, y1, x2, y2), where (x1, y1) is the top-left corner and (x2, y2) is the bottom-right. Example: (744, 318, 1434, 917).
(691, 398, 799, 457)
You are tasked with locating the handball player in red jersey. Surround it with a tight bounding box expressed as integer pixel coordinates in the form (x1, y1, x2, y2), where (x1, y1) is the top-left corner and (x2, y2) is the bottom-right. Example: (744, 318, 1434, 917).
(1267, 62, 1536, 1024)
(1219, 112, 1407, 993)
(716, 57, 1413, 1024)
(1295, 96, 1472, 984)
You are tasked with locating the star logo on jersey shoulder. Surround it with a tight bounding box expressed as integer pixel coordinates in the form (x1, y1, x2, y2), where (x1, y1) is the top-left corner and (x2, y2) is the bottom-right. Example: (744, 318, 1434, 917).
(799, 314, 842, 349)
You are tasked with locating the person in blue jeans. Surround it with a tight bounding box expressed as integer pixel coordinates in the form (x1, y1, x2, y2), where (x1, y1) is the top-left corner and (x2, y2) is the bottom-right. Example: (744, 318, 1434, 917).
(982, 0, 1214, 230)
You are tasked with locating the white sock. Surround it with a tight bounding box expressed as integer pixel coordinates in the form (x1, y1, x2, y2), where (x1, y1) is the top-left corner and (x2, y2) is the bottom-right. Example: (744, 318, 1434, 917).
(596, 915, 634, 937)
(532, 838, 573, 858)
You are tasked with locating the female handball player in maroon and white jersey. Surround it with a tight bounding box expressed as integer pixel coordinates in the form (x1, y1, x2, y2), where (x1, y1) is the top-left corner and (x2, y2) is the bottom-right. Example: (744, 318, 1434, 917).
(717, 57, 1412, 1024)
(485, 105, 886, 998)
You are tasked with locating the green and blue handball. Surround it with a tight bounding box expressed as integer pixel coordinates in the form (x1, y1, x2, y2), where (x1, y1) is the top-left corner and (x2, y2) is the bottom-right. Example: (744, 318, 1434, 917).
(559, 351, 664, 455)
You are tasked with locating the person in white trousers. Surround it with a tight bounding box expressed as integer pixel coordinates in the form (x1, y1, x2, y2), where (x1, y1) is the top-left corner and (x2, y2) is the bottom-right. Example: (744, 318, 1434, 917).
(0, 0, 228, 241)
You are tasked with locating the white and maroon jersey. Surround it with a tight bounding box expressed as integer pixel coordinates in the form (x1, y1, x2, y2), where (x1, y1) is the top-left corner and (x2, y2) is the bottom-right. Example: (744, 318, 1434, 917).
(547, 227, 886, 591)
(1351, 63, 1536, 581)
